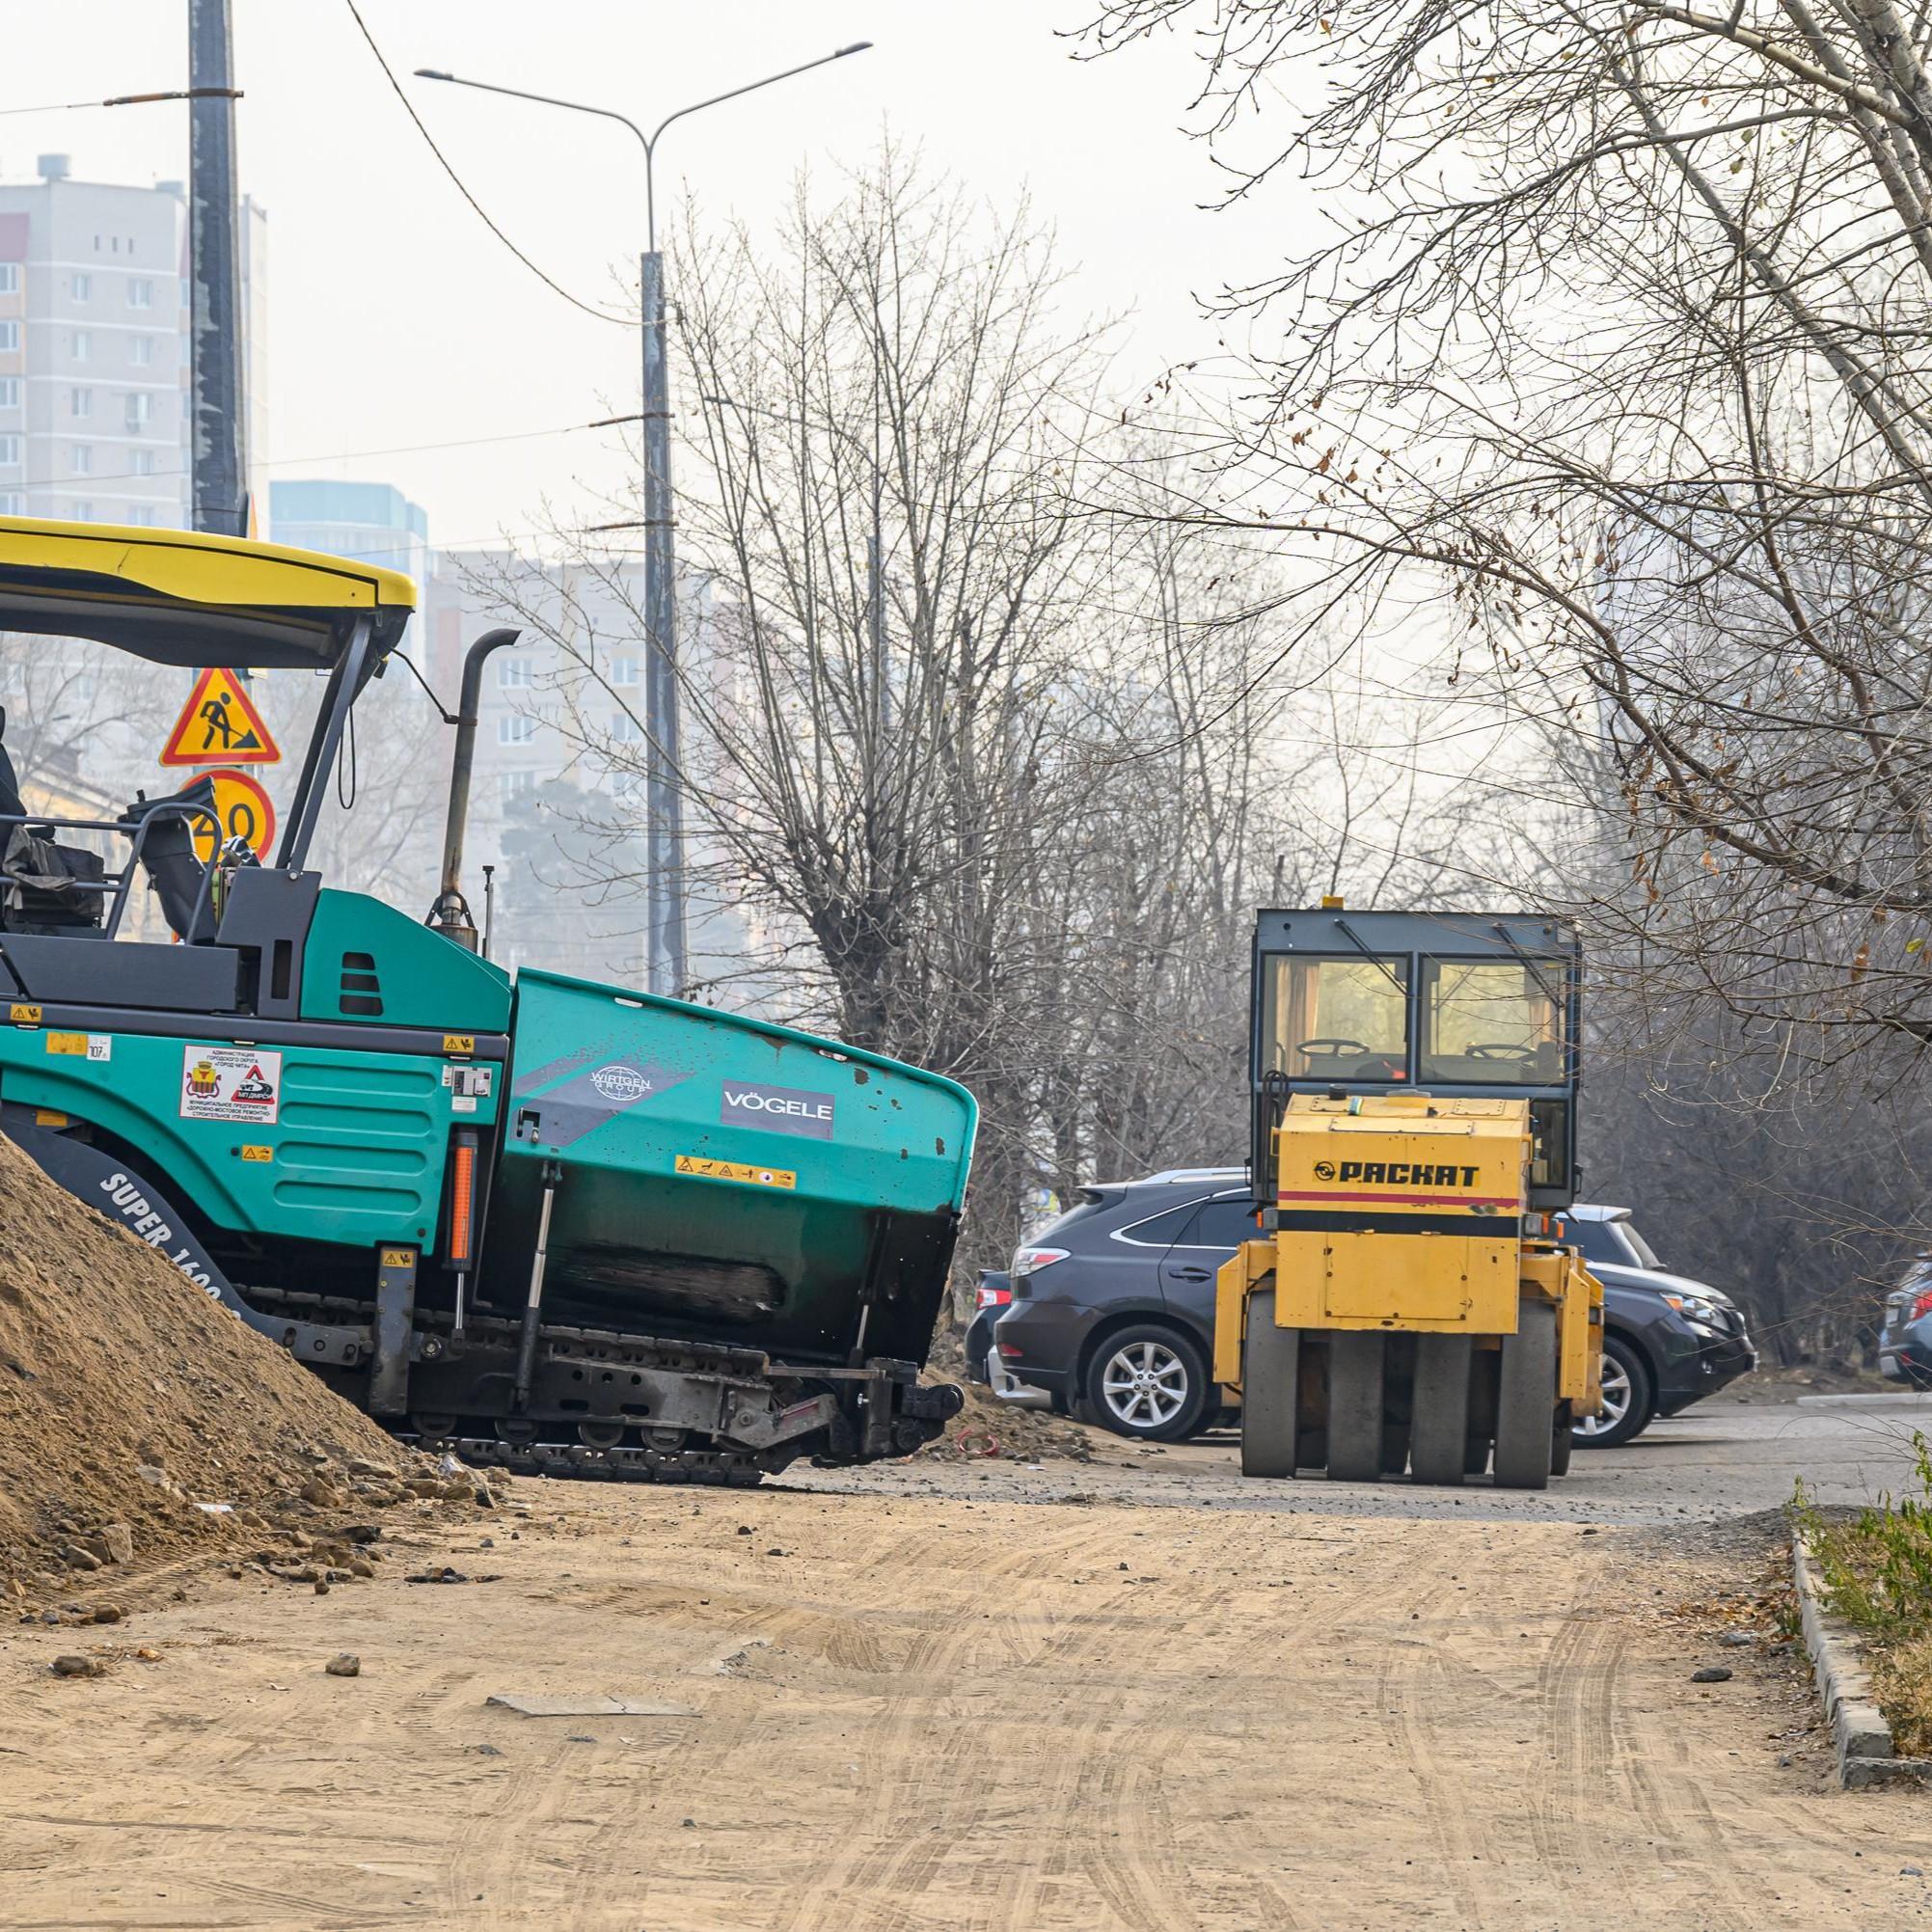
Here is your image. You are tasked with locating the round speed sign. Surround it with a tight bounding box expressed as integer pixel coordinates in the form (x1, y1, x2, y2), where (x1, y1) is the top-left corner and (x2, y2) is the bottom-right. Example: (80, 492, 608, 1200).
(191, 768, 278, 865)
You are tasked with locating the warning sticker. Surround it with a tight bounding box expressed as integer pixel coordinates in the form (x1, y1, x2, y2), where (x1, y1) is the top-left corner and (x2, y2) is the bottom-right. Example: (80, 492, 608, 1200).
(180, 1044, 282, 1124)
(45, 1032, 109, 1060)
(160, 667, 282, 767)
(674, 1154, 797, 1191)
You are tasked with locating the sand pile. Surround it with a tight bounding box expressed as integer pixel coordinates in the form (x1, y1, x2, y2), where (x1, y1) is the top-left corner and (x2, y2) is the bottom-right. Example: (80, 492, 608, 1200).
(0, 1131, 471, 1598)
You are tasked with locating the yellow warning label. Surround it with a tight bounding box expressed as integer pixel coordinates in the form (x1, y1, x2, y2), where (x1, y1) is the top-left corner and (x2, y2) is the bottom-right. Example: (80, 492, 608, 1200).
(240, 1145, 272, 1163)
(380, 1246, 416, 1267)
(161, 667, 282, 767)
(674, 1154, 797, 1191)
(45, 1032, 89, 1055)
(443, 1035, 476, 1056)
(34, 1109, 68, 1127)
(9, 1004, 41, 1026)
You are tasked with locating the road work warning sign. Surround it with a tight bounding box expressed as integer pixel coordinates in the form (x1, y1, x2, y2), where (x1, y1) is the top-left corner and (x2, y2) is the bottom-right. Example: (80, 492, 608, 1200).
(161, 668, 282, 767)
(180, 1044, 282, 1125)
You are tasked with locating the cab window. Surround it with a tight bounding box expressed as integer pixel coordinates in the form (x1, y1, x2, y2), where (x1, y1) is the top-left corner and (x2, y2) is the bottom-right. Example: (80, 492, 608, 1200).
(1261, 954, 1409, 1082)
(1419, 959, 1565, 1085)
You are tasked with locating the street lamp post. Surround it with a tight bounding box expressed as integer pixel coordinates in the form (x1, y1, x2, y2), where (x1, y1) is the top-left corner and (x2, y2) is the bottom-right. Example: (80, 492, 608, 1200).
(415, 43, 873, 997)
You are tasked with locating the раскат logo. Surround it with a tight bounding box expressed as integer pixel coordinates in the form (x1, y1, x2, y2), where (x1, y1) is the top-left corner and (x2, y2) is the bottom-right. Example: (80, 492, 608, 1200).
(1329, 1159, 1482, 1187)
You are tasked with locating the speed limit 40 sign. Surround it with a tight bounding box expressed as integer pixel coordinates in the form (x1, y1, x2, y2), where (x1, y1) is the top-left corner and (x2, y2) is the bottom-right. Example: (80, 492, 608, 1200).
(191, 768, 278, 864)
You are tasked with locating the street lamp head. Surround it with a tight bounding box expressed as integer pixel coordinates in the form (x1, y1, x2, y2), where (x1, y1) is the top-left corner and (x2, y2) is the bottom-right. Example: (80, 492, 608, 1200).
(835, 42, 875, 55)
(413, 68, 456, 82)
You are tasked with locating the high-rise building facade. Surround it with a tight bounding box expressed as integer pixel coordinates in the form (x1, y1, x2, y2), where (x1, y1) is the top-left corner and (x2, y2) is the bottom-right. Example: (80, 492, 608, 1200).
(0, 153, 266, 530)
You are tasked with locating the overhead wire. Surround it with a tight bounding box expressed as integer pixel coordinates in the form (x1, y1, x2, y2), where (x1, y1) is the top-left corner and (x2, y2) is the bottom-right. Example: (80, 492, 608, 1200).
(340, 0, 631, 327)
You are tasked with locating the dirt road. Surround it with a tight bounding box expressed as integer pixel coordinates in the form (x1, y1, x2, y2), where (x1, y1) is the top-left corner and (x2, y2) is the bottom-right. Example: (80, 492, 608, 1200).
(3, 1445, 1927, 1932)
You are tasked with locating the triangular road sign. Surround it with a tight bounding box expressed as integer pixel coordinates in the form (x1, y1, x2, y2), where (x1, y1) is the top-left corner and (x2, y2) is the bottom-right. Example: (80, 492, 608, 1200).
(161, 667, 282, 767)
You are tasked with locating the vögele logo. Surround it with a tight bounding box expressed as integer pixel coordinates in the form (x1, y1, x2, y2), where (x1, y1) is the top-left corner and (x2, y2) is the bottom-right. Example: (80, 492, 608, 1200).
(1313, 1160, 1337, 1181)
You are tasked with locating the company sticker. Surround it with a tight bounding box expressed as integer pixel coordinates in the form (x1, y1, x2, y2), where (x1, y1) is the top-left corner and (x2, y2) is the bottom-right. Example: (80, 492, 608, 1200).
(720, 1077, 836, 1141)
(180, 1043, 283, 1125)
(675, 1154, 797, 1191)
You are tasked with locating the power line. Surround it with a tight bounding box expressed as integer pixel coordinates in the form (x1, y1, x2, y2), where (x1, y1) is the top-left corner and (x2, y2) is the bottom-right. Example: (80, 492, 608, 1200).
(340, 0, 631, 327)
(28, 416, 632, 495)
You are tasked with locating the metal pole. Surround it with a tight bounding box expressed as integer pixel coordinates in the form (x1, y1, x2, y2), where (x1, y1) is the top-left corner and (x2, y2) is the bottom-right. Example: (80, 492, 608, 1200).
(641, 245, 686, 996)
(188, 0, 247, 535)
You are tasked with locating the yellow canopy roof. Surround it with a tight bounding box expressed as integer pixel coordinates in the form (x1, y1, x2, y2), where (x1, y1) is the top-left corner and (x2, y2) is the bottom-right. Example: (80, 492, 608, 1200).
(0, 516, 418, 670)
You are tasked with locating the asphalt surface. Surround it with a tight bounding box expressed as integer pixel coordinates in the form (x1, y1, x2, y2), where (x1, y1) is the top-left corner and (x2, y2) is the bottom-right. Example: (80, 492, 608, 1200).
(800, 1398, 1932, 1525)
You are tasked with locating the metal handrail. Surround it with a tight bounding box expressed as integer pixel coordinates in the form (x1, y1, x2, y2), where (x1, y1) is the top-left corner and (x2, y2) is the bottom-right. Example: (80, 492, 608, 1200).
(0, 802, 228, 941)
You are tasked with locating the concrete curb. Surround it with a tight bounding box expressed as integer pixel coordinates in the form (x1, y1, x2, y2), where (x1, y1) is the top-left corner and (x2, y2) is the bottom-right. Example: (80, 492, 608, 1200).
(1795, 1393, 1932, 1412)
(1791, 1535, 1932, 1789)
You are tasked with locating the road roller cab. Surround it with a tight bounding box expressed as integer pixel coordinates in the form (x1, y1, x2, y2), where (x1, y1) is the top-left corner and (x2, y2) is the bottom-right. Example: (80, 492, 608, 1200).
(1217, 907, 1602, 1489)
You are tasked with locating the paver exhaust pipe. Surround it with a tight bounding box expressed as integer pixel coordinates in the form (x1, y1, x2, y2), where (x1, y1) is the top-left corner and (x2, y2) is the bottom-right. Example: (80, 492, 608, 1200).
(429, 627, 521, 951)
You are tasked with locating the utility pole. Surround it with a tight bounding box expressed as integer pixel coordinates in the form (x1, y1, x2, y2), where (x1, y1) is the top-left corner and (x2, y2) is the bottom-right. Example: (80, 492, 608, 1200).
(188, 0, 247, 536)
(639, 245, 684, 997)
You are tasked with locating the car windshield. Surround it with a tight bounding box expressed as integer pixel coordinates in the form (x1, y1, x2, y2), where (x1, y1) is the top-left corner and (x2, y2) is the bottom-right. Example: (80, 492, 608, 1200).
(1618, 1219, 1662, 1269)
(1261, 954, 1409, 1081)
(1419, 958, 1566, 1086)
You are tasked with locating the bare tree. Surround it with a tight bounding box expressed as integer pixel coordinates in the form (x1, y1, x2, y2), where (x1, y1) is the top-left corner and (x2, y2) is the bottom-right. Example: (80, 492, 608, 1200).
(1081, 0, 1932, 1058)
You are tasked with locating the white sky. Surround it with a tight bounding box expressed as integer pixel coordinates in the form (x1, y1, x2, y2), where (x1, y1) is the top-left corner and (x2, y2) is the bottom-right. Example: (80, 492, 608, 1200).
(2, 1, 1310, 553)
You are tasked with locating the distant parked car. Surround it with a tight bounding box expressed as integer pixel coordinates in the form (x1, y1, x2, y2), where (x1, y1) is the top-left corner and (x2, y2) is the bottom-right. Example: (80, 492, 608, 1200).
(991, 1168, 1252, 1441)
(1878, 1255, 1932, 1387)
(964, 1270, 1010, 1384)
(1551, 1205, 1757, 1447)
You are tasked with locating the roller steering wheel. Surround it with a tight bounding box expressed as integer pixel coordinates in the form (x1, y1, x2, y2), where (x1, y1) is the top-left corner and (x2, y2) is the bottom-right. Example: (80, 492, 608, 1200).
(1297, 1037, 1370, 1058)
(1467, 1042, 1536, 1061)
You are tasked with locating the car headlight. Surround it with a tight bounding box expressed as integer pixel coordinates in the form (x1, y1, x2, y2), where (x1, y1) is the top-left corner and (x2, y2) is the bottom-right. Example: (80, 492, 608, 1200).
(1663, 1292, 1724, 1326)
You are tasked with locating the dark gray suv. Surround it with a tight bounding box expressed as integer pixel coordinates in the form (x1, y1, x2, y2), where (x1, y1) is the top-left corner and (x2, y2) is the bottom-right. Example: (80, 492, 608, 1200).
(992, 1168, 1255, 1441)
(993, 1178, 1757, 1449)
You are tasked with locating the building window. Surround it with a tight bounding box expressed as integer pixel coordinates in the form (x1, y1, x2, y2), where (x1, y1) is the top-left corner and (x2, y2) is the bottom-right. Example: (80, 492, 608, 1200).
(130, 449, 156, 477)
(0, 437, 19, 469)
(126, 505, 158, 528)
(71, 446, 93, 476)
(0, 493, 22, 516)
(71, 272, 91, 302)
(0, 379, 17, 410)
(128, 336, 153, 367)
(0, 322, 18, 353)
(497, 715, 536, 746)
(123, 392, 151, 433)
(70, 331, 91, 362)
(612, 656, 639, 686)
(127, 278, 153, 311)
(500, 770, 536, 805)
(611, 712, 643, 743)
(497, 658, 531, 689)
(69, 388, 92, 419)
(0, 264, 17, 295)
(73, 502, 94, 521)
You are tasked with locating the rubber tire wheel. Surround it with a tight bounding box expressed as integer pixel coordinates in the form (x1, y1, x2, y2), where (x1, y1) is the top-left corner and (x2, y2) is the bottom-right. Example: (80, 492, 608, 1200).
(1084, 1323, 1210, 1443)
(1240, 1288, 1300, 1478)
(1408, 1335, 1473, 1485)
(1551, 1400, 1574, 1477)
(1571, 1334, 1655, 1450)
(1326, 1332, 1387, 1483)
(1493, 1299, 1558, 1490)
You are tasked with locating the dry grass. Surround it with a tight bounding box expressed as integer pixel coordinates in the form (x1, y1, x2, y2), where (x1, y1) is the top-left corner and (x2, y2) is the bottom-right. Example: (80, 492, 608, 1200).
(1795, 1436, 1932, 1754)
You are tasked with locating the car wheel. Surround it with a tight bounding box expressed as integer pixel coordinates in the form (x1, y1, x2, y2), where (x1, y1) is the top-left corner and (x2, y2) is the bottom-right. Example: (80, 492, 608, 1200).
(1571, 1334, 1654, 1449)
(1085, 1325, 1210, 1442)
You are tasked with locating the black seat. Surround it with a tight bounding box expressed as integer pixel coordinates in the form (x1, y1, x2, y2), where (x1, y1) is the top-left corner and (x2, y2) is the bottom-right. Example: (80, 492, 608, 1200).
(121, 776, 220, 944)
(0, 707, 23, 823)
